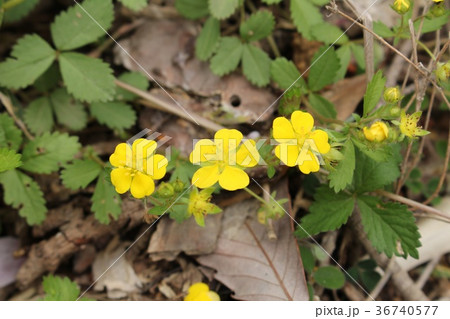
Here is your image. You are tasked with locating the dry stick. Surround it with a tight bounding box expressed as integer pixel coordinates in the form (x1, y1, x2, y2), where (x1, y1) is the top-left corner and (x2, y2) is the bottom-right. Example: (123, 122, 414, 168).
(0, 92, 34, 140)
(395, 141, 413, 194)
(367, 258, 395, 301)
(114, 79, 225, 132)
(415, 254, 441, 290)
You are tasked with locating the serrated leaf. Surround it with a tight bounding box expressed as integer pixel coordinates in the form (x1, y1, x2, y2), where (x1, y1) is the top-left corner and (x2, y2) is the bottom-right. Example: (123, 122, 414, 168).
(308, 93, 337, 119)
(0, 169, 46, 225)
(34, 63, 60, 92)
(59, 52, 115, 102)
(115, 72, 149, 101)
(295, 186, 355, 238)
(241, 44, 271, 87)
(270, 57, 305, 90)
(351, 43, 365, 69)
(24, 96, 54, 135)
(175, 0, 209, 19)
(351, 137, 391, 162)
(21, 132, 81, 174)
(0, 148, 22, 173)
(3, 0, 39, 23)
(43, 275, 80, 301)
(290, 0, 323, 40)
(314, 266, 345, 289)
(311, 23, 348, 45)
(91, 170, 122, 224)
(210, 37, 243, 76)
(373, 21, 395, 37)
(0, 34, 55, 89)
(415, 12, 449, 34)
(328, 139, 355, 192)
(363, 70, 386, 116)
(61, 159, 102, 190)
(50, 88, 88, 131)
(195, 17, 221, 61)
(118, 0, 148, 11)
(308, 46, 340, 91)
(357, 196, 420, 258)
(209, 0, 239, 20)
(51, 0, 114, 51)
(90, 101, 136, 131)
(0, 113, 22, 151)
(240, 11, 275, 42)
(335, 44, 351, 81)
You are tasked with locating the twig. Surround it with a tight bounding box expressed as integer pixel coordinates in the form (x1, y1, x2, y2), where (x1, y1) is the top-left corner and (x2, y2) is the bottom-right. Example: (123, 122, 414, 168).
(363, 16, 374, 81)
(0, 92, 34, 140)
(396, 141, 413, 194)
(415, 255, 441, 290)
(366, 258, 395, 301)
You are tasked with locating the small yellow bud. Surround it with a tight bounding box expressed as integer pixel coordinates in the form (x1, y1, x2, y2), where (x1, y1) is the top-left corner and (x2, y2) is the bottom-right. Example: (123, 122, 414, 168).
(363, 121, 389, 142)
(429, 2, 447, 17)
(157, 182, 174, 198)
(392, 0, 411, 14)
(383, 87, 402, 103)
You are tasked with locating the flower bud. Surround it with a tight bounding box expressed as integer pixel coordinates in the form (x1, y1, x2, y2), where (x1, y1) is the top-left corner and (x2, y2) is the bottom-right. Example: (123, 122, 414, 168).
(363, 121, 389, 142)
(157, 182, 174, 198)
(436, 62, 450, 82)
(429, 3, 447, 17)
(383, 87, 402, 103)
(392, 0, 410, 14)
(172, 179, 185, 192)
(390, 106, 401, 117)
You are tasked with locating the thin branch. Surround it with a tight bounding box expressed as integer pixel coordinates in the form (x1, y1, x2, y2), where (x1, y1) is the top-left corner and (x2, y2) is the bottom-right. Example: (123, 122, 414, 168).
(0, 92, 34, 140)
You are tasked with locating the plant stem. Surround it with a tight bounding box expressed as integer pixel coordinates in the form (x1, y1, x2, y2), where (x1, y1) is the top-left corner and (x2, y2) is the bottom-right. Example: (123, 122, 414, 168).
(267, 35, 281, 58)
(244, 187, 266, 205)
(417, 40, 436, 61)
(0, 92, 34, 140)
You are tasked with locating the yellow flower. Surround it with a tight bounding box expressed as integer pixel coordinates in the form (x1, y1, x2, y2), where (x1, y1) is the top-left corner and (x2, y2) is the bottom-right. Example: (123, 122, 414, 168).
(363, 121, 389, 142)
(188, 187, 221, 227)
(433, 0, 443, 3)
(383, 87, 402, 103)
(392, 0, 410, 14)
(399, 111, 429, 138)
(190, 129, 260, 191)
(272, 111, 330, 174)
(184, 283, 220, 301)
(109, 139, 168, 198)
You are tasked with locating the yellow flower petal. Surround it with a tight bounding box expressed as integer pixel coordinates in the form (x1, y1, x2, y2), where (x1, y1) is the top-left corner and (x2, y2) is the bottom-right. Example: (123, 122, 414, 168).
(236, 140, 260, 167)
(144, 154, 168, 180)
(298, 151, 320, 174)
(190, 139, 217, 164)
(291, 111, 314, 135)
(214, 129, 243, 156)
(192, 164, 220, 189)
(130, 171, 155, 198)
(207, 291, 220, 301)
(309, 130, 330, 154)
(218, 166, 249, 191)
(272, 117, 295, 143)
(132, 138, 157, 161)
(274, 144, 300, 167)
(109, 143, 129, 167)
(188, 282, 209, 295)
(111, 167, 132, 194)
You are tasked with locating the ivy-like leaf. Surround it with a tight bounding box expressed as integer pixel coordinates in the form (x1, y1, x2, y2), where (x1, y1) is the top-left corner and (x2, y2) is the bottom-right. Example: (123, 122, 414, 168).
(209, 0, 239, 20)
(240, 11, 275, 42)
(59, 52, 116, 102)
(0, 113, 23, 151)
(311, 23, 348, 45)
(118, 0, 148, 11)
(175, 0, 209, 19)
(195, 17, 221, 61)
(363, 70, 386, 117)
(328, 139, 355, 193)
(0, 148, 22, 173)
(24, 97, 54, 135)
(91, 170, 122, 224)
(308, 93, 337, 119)
(241, 44, 271, 87)
(50, 88, 88, 131)
(115, 72, 149, 101)
(307, 46, 340, 92)
(51, 0, 114, 51)
(290, 0, 323, 40)
(270, 57, 305, 90)
(210, 37, 243, 76)
(61, 159, 103, 190)
(0, 169, 47, 225)
(90, 102, 137, 131)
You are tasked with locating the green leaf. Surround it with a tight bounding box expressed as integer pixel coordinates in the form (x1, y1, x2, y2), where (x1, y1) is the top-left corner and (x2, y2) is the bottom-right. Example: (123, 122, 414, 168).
(118, 0, 148, 11)
(270, 57, 304, 90)
(0, 113, 22, 151)
(328, 139, 355, 192)
(51, 0, 114, 51)
(115, 72, 149, 101)
(415, 12, 449, 34)
(3, 0, 39, 23)
(24, 97, 54, 135)
(0, 148, 22, 173)
(210, 37, 243, 76)
(300, 246, 315, 274)
(290, 0, 323, 40)
(195, 17, 221, 61)
(0, 34, 55, 89)
(0, 169, 46, 225)
(363, 70, 386, 116)
(357, 196, 420, 258)
(310, 0, 329, 4)
(351, 137, 391, 162)
(50, 88, 88, 131)
(308, 93, 337, 119)
(175, 0, 209, 19)
(21, 132, 81, 174)
(261, 0, 282, 4)
(335, 44, 351, 81)
(278, 87, 302, 116)
(61, 159, 102, 190)
(350, 43, 365, 69)
(43, 275, 80, 301)
(295, 186, 355, 238)
(90, 101, 137, 131)
(240, 11, 275, 42)
(311, 23, 348, 45)
(59, 52, 115, 103)
(373, 21, 395, 37)
(34, 63, 60, 92)
(241, 44, 271, 87)
(308, 46, 340, 91)
(91, 170, 122, 224)
(209, 0, 239, 20)
(167, 149, 197, 184)
(314, 266, 345, 289)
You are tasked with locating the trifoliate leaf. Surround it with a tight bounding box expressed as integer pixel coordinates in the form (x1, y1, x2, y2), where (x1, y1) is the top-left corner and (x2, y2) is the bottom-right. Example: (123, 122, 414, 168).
(0, 113, 22, 151)
(90, 102, 137, 131)
(328, 139, 355, 192)
(335, 44, 351, 81)
(91, 170, 122, 224)
(210, 37, 243, 76)
(240, 11, 275, 42)
(290, 0, 323, 40)
(34, 63, 60, 92)
(314, 266, 346, 289)
(59, 52, 115, 102)
(51, 0, 114, 51)
(175, 0, 209, 19)
(270, 57, 305, 90)
(0, 34, 55, 89)
(195, 17, 221, 61)
(295, 186, 355, 238)
(357, 196, 420, 258)
(209, 0, 239, 20)
(363, 70, 386, 116)
(3, 0, 39, 23)
(43, 275, 80, 301)
(308, 93, 337, 119)
(50, 88, 88, 131)
(0, 148, 22, 173)
(115, 72, 149, 101)
(24, 97, 54, 135)
(311, 23, 348, 45)
(241, 44, 271, 87)
(61, 159, 102, 190)
(308, 46, 340, 91)
(0, 169, 46, 225)
(118, 0, 148, 11)
(21, 132, 81, 174)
